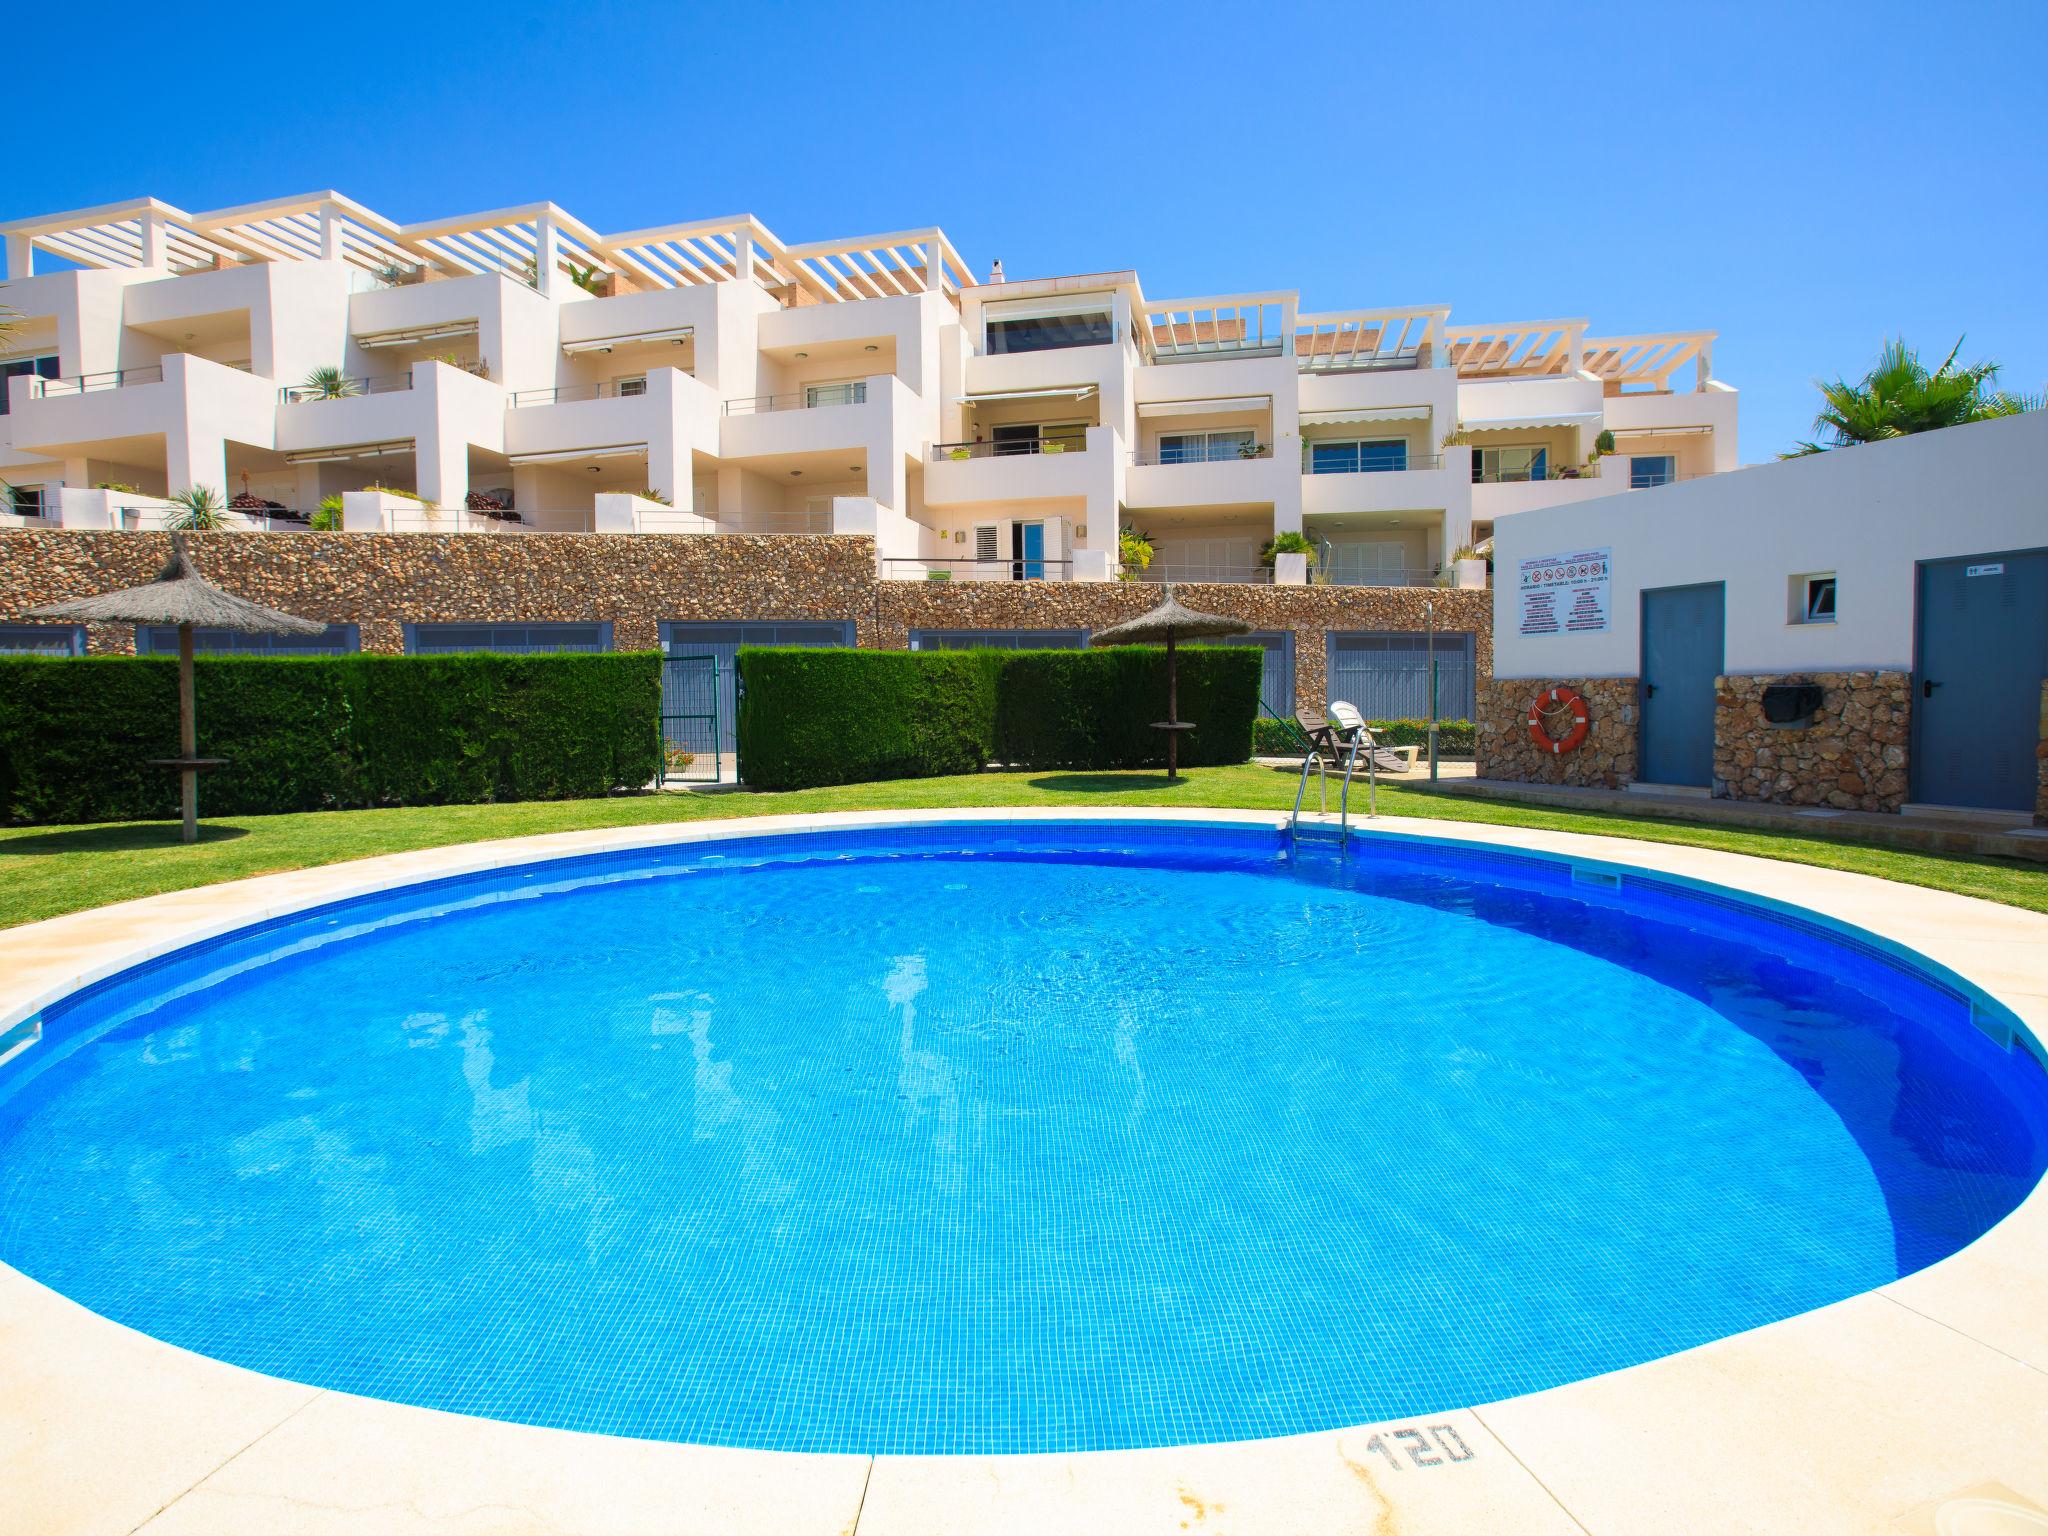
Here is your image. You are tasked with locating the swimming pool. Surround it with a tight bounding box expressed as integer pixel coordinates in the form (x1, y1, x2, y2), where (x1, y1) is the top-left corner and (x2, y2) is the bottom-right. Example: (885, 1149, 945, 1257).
(1, 819, 2042, 1456)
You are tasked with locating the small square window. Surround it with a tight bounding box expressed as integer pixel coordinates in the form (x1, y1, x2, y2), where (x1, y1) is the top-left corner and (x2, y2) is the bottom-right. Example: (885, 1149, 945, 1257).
(1794, 574, 1837, 624)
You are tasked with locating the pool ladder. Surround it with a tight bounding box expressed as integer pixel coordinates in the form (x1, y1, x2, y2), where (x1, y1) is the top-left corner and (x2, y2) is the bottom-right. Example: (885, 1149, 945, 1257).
(1288, 709, 1379, 845)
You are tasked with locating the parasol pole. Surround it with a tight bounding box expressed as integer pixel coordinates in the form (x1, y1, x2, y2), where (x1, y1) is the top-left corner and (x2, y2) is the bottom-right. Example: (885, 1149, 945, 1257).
(177, 620, 198, 843)
(1166, 628, 1179, 783)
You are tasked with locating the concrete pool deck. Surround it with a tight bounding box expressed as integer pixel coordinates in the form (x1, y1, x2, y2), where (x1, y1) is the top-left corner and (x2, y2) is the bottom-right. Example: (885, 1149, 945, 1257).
(2, 808, 2045, 1536)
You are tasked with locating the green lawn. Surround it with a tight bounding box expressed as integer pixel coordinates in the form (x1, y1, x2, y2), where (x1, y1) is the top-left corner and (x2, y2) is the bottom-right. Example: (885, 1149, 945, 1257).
(5, 764, 2046, 930)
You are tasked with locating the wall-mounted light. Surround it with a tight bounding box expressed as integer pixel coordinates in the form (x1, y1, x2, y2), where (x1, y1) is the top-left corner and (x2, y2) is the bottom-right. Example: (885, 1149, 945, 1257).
(794, 351, 809, 360)
(954, 530, 966, 543)
(864, 344, 878, 352)
(790, 469, 802, 477)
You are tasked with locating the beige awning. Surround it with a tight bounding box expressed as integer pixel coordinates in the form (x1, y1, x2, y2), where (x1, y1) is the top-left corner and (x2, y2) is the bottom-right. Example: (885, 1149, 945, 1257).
(355, 321, 479, 349)
(1136, 394, 1271, 418)
(282, 440, 413, 464)
(507, 443, 648, 466)
(1299, 405, 1432, 426)
(1461, 411, 1603, 431)
(561, 325, 694, 355)
(956, 385, 1099, 404)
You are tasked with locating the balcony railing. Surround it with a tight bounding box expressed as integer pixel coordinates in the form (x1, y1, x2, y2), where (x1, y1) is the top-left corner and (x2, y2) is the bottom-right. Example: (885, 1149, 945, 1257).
(931, 433, 1088, 461)
(724, 382, 868, 415)
(1303, 452, 1440, 474)
(33, 365, 165, 397)
(508, 381, 650, 408)
(1313, 565, 1442, 589)
(710, 511, 834, 535)
(279, 373, 412, 403)
(1136, 562, 1272, 584)
(1132, 443, 1274, 466)
(883, 557, 1075, 582)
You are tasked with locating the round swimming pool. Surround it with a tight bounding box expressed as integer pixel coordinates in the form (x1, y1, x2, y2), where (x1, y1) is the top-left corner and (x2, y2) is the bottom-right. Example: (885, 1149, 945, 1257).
(1, 820, 2042, 1455)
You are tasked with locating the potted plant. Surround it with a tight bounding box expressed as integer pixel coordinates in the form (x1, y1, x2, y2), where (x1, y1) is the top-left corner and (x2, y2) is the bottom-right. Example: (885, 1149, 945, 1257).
(948, 446, 972, 461)
(1117, 526, 1155, 582)
(301, 365, 357, 401)
(165, 485, 227, 532)
(1041, 438, 1067, 454)
(1237, 440, 1269, 459)
(1260, 530, 1317, 567)
(635, 489, 673, 507)
(310, 494, 344, 531)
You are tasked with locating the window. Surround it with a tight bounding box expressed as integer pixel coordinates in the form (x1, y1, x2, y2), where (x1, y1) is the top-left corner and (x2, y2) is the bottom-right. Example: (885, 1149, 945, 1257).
(974, 525, 999, 561)
(0, 623, 83, 657)
(0, 354, 61, 415)
(8, 484, 46, 518)
(615, 375, 648, 397)
(1308, 439, 1408, 474)
(1473, 445, 1549, 484)
(1158, 429, 1256, 464)
(406, 623, 611, 654)
(1794, 574, 1837, 625)
(989, 421, 1086, 455)
(139, 624, 359, 656)
(804, 380, 867, 408)
(984, 306, 1115, 355)
(1631, 454, 1676, 489)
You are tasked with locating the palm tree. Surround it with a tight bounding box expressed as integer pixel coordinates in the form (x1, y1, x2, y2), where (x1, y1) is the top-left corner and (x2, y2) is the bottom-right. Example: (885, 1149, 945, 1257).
(310, 494, 344, 531)
(166, 485, 228, 532)
(301, 365, 357, 401)
(1788, 338, 2040, 455)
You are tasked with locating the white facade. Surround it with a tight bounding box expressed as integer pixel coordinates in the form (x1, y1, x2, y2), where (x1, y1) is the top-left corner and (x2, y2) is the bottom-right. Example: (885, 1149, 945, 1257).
(1491, 411, 2048, 680)
(3, 193, 1737, 587)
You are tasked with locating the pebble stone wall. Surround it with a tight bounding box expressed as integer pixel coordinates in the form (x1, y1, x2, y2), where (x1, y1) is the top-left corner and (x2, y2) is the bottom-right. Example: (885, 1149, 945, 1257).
(0, 531, 1489, 720)
(1714, 672, 1912, 813)
(1476, 677, 1639, 788)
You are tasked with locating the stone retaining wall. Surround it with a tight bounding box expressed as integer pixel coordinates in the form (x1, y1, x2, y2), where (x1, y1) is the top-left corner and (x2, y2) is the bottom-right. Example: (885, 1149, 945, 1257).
(1476, 677, 1638, 788)
(0, 531, 1489, 720)
(1714, 672, 1911, 813)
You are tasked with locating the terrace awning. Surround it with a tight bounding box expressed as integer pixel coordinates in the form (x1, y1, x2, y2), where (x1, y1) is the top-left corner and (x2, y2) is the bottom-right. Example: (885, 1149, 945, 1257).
(1461, 411, 1603, 431)
(1299, 405, 1432, 426)
(506, 443, 647, 465)
(561, 325, 694, 355)
(955, 385, 1099, 404)
(1136, 395, 1270, 418)
(355, 321, 479, 349)
(282, 440, 413, 464)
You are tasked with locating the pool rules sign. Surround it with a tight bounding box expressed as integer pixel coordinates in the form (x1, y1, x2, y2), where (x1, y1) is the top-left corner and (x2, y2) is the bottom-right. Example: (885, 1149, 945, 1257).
(1518, 548, 1612, 636)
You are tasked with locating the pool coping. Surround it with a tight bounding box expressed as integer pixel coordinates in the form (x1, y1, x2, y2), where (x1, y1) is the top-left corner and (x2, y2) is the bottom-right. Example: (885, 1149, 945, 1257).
(3, 807, 2046, 1536)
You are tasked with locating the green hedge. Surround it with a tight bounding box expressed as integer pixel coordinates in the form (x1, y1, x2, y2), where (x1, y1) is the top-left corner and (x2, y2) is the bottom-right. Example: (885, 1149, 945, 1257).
(736, 645, 1261, 789)
(994, 647, 1260, 771)
(735, 648, 1002, 791)
(0, 652, 661, 826)
(1252, 716, 1477, 756)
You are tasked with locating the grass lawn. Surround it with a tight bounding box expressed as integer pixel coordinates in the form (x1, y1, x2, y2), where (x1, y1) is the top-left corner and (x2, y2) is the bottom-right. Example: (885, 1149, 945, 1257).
(5, 763, 2046, 930)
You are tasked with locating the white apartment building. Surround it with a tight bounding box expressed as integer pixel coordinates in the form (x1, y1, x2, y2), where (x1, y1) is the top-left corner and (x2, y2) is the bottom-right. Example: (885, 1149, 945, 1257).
(1, 193, 1737, 584)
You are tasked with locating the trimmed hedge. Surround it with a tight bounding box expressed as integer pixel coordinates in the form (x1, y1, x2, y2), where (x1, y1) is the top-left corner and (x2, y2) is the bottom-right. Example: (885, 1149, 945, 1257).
(736, 645, 1261, 789)
(735, 648, 1002, 791)
(0, 652, 661, 826)
(994, 647, 1260, 771)
(1251, 715, 1477, 756)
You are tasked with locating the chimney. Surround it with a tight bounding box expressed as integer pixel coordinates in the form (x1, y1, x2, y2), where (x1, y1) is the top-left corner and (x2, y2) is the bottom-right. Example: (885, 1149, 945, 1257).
(988, 258, 1005, 284)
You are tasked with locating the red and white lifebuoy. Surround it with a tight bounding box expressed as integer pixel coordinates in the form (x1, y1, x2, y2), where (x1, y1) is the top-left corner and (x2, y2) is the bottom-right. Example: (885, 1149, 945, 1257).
(1526, 685, 1591, 755)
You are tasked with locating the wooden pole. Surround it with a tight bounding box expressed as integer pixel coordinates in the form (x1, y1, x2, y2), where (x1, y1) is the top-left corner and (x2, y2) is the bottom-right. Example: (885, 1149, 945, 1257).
(1166, 629, 1179, 783)
(178, 621, 197, 844)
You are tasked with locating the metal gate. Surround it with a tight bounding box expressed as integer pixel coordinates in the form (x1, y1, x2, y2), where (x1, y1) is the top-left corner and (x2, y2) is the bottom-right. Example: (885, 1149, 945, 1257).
(1326, 632, 1476, 721)
(660, 655, 722, 784)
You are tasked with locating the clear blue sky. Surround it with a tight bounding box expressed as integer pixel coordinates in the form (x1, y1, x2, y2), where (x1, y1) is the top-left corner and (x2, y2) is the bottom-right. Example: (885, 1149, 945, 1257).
(8, 0, 2044, 459)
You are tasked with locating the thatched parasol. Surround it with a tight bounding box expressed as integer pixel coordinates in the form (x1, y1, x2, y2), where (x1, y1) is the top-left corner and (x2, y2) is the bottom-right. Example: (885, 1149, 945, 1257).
(1090, 587, 1252, 782)
(27, 536, 328, 843)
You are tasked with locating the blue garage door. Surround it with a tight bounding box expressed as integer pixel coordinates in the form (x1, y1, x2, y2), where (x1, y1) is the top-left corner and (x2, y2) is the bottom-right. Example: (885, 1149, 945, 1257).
(908, 629, 1089, 651)
(1327, 632, 1475, 721)
(139, 624, 359, 656)
(406, 623, 611, 654)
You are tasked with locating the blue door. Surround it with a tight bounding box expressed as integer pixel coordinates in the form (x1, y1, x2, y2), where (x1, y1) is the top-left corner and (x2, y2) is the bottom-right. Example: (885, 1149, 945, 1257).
(1639, 583, 1723, 787)
(1012, 521, 1045, 580)
(1911, 550, 2048, 811)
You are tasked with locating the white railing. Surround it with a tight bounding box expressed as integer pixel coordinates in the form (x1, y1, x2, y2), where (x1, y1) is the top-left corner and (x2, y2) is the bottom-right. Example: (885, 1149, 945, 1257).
(1296, 305, 1450, 373)
(1141, 293, 1294, 363)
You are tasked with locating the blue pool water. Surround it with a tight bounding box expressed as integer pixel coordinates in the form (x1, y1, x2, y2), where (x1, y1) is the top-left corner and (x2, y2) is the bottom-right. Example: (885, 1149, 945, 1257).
(1, 821, 2043, 1454)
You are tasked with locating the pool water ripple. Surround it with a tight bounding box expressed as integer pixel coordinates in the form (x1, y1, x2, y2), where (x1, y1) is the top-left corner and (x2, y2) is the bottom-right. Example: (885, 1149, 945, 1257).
(0, 822, 2041, 1454)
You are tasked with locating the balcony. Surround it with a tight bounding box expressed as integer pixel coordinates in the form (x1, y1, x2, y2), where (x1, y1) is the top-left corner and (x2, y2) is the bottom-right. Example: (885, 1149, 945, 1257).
(718, 375, 882, 461)
(29, 365, 165, 398)
(1124, 440, 1285, 511)
(724, 381, 868, 415)
(882, 554, 1077, 582)
(1301, 450, 1464, 519)
(924, 424, 1112, 510)
(279, 372, 412, 404)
